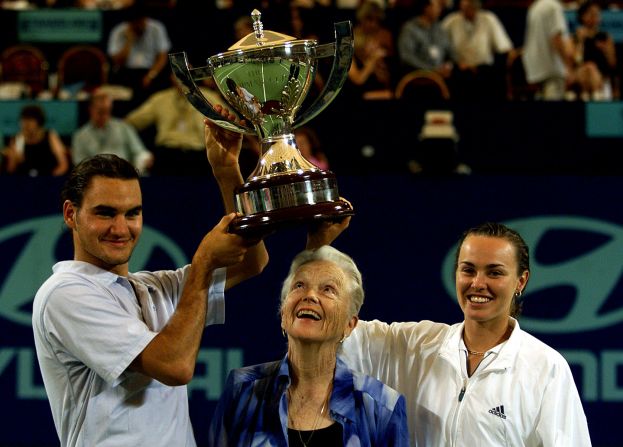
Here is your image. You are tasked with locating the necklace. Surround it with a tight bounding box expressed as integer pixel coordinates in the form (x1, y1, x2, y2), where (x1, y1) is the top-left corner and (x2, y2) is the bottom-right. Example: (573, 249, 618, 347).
(466, 349, 486, 356)
(288, 381, 332, 447)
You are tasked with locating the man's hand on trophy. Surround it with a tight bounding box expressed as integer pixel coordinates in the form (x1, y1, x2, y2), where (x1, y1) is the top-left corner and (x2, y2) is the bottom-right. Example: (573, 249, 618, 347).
(204, 104, 244, 171)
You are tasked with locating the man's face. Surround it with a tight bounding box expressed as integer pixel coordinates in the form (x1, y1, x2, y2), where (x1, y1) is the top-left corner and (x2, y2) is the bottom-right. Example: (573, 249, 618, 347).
(130, 17, 147, 36)
(64, 176, 142, 276)
(460, 0, 478, 20)
(425, 0, 442, 21)
(90, 98, 113, 128)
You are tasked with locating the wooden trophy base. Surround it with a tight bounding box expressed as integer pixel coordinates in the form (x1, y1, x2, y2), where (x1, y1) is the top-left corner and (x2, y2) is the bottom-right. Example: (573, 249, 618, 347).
(229, 170, 354, 238)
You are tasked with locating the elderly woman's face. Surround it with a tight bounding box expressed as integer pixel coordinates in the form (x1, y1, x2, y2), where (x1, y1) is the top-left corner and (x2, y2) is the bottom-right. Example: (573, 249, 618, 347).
(281, 260, 357, 344)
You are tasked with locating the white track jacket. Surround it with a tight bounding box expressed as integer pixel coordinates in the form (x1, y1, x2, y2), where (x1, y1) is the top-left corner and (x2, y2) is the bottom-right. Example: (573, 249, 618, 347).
(340, 318, 591, 447)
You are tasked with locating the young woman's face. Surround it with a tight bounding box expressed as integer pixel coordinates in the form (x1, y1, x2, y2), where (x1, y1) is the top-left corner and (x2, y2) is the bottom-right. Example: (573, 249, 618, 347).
(20, 117, 42, 138)
(581, 5, 601, 28)
(455, 235, 528, 325)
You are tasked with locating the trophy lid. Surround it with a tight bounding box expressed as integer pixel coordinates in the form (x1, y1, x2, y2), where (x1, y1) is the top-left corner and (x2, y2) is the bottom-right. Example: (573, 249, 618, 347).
(227, 9, 305, 51)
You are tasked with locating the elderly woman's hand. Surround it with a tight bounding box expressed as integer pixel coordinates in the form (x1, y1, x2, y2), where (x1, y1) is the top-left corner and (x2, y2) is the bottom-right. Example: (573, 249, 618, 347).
(306, 212, 352, 250)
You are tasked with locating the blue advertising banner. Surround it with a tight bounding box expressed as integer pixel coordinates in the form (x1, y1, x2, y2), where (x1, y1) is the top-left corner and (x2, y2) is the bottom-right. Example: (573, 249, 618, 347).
(565, 8, 623, 43)
(0, 174, 621, 446)
(0, 100, 79, 137)
(17, 9, 102, 43)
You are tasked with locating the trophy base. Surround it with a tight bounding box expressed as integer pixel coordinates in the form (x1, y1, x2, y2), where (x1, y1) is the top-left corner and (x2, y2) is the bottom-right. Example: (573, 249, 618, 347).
(229, 170, 353, 238)
(229, 199, 354, 238)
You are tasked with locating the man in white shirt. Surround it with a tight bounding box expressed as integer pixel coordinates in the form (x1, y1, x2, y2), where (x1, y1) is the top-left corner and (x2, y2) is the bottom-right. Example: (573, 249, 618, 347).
(522, 0, 575, 100)
(33, 119, 268, 446)
(441, 0, 514, 100)
(72, 90, 154, 174)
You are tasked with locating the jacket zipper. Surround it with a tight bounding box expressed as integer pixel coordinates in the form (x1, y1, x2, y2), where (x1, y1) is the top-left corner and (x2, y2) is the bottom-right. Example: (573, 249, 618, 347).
(451, 377, 469, 447)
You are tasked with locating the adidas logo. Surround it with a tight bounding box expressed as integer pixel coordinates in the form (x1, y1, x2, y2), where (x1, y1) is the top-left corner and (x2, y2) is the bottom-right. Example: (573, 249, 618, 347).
(488, 405, 507, 419)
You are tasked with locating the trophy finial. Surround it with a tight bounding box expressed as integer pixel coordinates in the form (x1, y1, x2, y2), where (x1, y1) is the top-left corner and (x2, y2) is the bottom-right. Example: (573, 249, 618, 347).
(251, 9, 265, 46)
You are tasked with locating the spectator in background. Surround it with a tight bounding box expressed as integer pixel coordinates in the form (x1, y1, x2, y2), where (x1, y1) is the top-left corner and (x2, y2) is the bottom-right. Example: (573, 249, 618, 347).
(125, 75, 225, 176)
(522, 0, 574, 100)
(442, 0, 514, 101)
(294, 126, 329, 171)
(107, 1, 171, 103)
(76, 0, 134, 9)
(3, 104, 69, 176)
(397, 0, 454, 81)
(571, 0, 617, 100)
(0, 130, 6, 174)
(72, 90, 153, 174)
(233, 14, 254, 41)
(347, 0, 396, 100)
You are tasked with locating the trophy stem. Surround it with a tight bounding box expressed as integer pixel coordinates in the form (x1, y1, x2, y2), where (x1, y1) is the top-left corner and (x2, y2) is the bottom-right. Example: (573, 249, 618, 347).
(249, 134, 318, 179)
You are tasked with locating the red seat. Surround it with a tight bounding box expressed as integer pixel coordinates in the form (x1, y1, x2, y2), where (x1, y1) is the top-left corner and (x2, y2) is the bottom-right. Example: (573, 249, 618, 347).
(395, 70, 451, 103)
(0, 45, 49, 98)
(57, 45, 110, 95)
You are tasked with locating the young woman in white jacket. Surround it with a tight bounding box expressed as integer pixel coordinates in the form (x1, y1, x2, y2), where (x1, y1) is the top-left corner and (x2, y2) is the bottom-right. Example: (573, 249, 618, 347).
(312, 220, 591, 446)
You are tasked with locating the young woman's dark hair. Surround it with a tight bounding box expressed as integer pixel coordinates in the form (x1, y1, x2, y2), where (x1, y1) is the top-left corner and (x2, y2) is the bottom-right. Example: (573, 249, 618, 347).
(20, 104, 46, 127)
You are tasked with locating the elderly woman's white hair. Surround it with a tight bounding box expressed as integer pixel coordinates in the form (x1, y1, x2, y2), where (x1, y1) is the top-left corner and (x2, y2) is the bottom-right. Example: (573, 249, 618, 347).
(280, 245, 364, 317)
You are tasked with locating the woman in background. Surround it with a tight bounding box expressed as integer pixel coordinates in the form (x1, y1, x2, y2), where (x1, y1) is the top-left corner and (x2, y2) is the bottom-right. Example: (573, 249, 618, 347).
(4, 104, 68, 176)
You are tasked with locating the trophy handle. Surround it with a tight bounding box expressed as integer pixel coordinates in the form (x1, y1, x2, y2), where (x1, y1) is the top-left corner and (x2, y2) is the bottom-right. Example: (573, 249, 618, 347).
(169, 52, 255, 134)
(293, 20, 354, 128)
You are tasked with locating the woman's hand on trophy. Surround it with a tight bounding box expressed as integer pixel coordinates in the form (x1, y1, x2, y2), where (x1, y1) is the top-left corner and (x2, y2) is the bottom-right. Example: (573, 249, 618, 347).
(305, 214, 352, 250)
(204, 104, 244, 171)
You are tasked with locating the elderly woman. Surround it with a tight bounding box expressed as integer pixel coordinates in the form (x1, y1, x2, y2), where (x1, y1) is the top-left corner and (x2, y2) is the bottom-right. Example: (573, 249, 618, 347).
(207, 245, 410, 446)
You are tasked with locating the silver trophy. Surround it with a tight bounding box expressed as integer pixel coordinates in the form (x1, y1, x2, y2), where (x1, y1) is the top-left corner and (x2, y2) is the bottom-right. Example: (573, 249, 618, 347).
(169, 9, 354, 237)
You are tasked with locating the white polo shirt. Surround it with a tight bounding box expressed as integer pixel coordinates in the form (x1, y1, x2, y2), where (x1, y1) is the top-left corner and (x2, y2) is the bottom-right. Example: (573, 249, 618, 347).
(32, 261, 225, 447)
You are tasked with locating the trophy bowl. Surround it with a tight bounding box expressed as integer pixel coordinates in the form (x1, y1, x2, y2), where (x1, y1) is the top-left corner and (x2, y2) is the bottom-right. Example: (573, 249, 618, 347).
(169, 9, 354, 238)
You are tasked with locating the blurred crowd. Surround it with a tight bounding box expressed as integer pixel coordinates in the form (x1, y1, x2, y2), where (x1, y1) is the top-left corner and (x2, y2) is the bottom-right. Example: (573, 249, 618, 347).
(0, 0, 621, 176)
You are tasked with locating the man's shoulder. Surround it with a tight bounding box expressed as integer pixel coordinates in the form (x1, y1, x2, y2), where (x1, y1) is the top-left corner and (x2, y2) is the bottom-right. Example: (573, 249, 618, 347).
(441, 11, 462, 27)
(401, 17, 421, 32)
(34, 262, 107, 311)
(143, 87, 177, 105)
(146, 18, 167, 29)
(73, 122, 93, 138)
(109, 21, 128, 35)
(532, 0, 563, 13)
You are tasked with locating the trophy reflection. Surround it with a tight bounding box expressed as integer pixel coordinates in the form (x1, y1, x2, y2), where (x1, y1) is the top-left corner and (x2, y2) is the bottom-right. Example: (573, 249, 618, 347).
(169, 9, 354, 237)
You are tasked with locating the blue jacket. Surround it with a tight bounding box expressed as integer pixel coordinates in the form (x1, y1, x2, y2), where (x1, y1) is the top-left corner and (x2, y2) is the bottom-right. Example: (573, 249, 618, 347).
(208, 354, 411, 446)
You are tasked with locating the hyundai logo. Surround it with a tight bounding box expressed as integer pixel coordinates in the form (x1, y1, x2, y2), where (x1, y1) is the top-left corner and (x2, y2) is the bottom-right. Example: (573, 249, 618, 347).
(0, 215, 188, 326)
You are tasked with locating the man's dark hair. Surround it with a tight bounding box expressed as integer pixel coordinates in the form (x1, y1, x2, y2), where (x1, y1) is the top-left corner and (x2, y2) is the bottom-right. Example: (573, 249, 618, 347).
(61, 154, 139, 208)
(413, 0, 434, 17)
